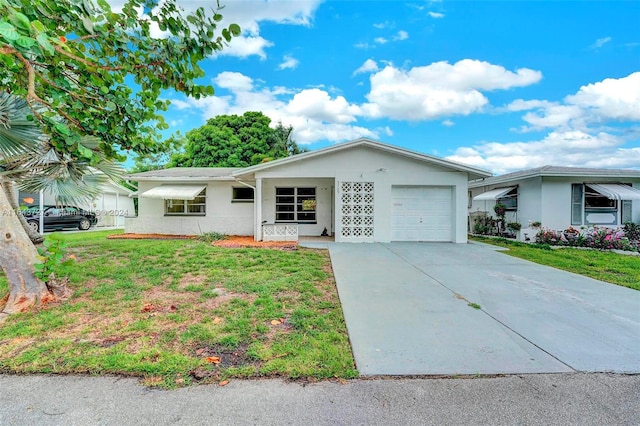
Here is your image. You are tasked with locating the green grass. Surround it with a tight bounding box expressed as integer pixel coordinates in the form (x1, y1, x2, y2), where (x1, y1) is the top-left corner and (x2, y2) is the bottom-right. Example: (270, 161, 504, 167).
(471, 236, 640, 291)
(0, 230, 357, 387)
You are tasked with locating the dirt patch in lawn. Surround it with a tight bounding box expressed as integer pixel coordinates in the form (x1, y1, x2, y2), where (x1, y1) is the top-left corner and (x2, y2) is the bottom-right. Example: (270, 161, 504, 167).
(212, 235, 298, 250)
(107, 233, 197, 240)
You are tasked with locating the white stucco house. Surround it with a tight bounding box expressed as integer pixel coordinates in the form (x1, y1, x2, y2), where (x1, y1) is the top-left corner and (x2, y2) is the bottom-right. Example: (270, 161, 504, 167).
(19, 180, 135, 227)
(124, 138, 491, 243)
(469, 166, 640, 238)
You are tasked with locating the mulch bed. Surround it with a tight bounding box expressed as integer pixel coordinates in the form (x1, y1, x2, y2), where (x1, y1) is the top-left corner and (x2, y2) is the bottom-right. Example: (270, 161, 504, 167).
(107, 233, 197, 240)
(212, 236, 298, 250)
(106, 233, 297, 249)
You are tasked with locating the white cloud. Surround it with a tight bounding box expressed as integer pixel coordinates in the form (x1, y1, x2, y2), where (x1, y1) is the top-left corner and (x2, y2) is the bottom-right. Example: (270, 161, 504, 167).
(373, 21, 394, 29)
(286, 89, 361, 124)
(374, 37, 388, 45)
(219, 35, 274, 59)
(566, 72, 640, 121)
(169, 72, 377, 144)
(590, 36, 612, 50)
(450, 72, 640, 173)
(362, 60, 542, 120)
(221, 0, 320, 58)
(278, 55, 300, 70)
(168, 99, 192, 110)
(214, 72, 254, 92)
(121, 0, 322, 59)
(353, 59, 379, 75)
(354, 42, 373, 49)
(393, 30, 409, 41)
(518, 103, 585, 131)
(428, 11, 445, 18)
(447, 130, 637, 174)
(506, 72, 640, 130)
(442, 119, 454, 127)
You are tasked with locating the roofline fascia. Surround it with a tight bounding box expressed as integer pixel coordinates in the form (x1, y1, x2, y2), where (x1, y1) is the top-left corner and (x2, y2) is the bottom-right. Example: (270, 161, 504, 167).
(469, 170, 640, 188)
(122, 176, 236, 182)
(232, 138, 492, 178)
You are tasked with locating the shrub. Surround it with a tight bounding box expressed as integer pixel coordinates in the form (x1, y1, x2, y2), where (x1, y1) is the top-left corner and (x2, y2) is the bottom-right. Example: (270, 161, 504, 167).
(623, 222, 640, 241)
(473, 214, 495, 235)
(198, 232, 227, 242)
(535, 228, 563, 245)
(506, 222, 522, 231)
(535, 226, 635, 251)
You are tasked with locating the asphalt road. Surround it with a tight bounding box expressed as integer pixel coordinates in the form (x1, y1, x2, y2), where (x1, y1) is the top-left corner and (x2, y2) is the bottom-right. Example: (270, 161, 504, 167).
(1, 373, 639, 425)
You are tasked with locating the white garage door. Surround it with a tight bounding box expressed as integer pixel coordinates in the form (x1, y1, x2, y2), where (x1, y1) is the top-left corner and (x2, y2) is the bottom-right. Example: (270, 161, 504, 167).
(391, 186, 453, 242)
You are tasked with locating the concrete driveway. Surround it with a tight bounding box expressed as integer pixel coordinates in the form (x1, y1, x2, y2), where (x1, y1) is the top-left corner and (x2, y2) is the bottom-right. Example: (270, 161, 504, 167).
(326, 242, 640, 376)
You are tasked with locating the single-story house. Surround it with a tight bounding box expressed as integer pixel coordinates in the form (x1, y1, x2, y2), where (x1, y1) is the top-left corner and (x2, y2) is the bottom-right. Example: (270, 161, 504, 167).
(19, 180, 135, 227)
(469, 166, 640, 238)
(124, 138, 491, 243)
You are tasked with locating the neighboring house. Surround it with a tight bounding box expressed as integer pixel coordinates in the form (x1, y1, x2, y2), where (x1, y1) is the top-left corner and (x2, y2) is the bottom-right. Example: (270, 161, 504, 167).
(19, 180, 135, 227)
(469, 166, 640, 238)
(125, 138, 491, 243)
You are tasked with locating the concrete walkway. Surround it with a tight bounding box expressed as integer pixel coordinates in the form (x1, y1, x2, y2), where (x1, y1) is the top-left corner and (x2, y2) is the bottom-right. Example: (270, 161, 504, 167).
(1, 373, 639, 425)
(328, 242, 640, 376)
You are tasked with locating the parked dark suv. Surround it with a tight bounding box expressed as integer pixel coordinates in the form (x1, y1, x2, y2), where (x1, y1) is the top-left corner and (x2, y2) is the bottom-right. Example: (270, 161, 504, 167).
(23, 206, 98, 232)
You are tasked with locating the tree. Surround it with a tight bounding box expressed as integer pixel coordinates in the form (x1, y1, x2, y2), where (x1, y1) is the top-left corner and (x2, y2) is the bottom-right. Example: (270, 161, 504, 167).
(0, 0, 239, 317)
(129, 133, 186, 174)
(170, 112, 306, 168)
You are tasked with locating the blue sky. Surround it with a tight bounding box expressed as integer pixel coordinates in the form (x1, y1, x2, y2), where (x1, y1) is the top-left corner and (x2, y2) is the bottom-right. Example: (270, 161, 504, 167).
(148, 1, 639, 174)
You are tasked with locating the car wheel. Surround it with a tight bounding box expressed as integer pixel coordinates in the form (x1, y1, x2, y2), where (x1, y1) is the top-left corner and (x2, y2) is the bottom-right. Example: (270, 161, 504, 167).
(27, 220, 39, 233)
(78, 218, 91, 230)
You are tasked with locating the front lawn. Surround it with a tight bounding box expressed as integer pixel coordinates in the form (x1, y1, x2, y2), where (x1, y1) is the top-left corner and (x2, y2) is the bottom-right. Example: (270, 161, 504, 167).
(0, 231, 357, 387)
(472, 236, 640, 291)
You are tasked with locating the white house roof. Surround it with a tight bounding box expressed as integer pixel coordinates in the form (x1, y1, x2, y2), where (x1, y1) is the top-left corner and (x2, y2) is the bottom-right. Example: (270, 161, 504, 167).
(232, 138, 492, 180)
(473, 187, 516, 201)
(469, 165, 640, 188)
(125, 167, 239, 181)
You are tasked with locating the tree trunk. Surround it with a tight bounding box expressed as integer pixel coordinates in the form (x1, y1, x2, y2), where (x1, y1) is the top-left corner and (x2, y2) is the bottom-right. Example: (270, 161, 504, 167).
(0, 183, 55, 319)
(1, 181, 44, 244)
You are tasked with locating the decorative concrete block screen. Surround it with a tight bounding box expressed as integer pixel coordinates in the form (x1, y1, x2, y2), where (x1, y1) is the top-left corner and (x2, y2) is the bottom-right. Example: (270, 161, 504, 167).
(340, 181, 374, 241)
(263, 224, 298, 241)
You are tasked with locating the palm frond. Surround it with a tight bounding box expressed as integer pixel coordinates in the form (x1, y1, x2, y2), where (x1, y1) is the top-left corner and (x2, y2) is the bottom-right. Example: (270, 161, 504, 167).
(18, 172, 107, 205)
(0, 92, 42, 158)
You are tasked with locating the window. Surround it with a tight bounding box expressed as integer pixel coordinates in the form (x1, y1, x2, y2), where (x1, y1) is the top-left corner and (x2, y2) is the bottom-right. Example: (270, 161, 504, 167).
(276, 187, 316, 223)
(571, 184, 583, 225)
(571, 183, 634, 226)
(585, 185, 616, 209)
(497, 187, 518, 210)
(165, 189, 206, 215)
(232, 187, 254, 202)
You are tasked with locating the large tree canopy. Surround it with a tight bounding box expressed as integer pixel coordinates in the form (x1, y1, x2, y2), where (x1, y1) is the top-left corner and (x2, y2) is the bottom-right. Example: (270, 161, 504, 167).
(0, 0, 239, 317)
(0, 0, 240, 161)
(169, 111, 306, 168)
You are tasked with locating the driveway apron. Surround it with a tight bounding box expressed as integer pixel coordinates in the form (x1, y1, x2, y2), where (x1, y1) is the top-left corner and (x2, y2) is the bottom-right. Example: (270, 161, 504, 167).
(327, 242, 640, 376)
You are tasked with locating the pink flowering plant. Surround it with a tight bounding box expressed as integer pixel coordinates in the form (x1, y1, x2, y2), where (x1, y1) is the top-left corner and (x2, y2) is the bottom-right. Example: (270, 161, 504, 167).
(535, 225, 637, 252)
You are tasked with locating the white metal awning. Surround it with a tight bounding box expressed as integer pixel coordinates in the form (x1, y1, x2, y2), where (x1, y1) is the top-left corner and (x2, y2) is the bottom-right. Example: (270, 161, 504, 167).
(473, 187, 516, 201)
(140, 184, 206, 200)
(587, 183, 640, 201)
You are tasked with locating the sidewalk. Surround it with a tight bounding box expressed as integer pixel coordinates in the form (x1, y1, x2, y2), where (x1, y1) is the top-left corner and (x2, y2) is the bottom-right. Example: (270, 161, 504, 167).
(1, 373, 638, 425)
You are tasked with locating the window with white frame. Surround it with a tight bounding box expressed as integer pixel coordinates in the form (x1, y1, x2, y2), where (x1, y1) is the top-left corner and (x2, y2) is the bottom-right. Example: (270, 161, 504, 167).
(275, 187, 316, 223)
(497, 187, 518, 210)
(165, 189, 206, 215)
(571, 183, 632, 225)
